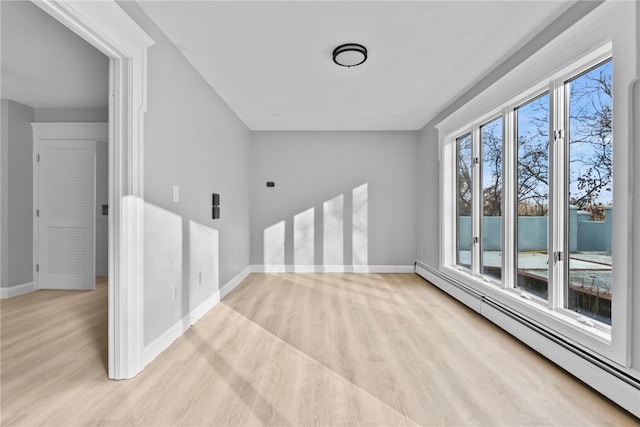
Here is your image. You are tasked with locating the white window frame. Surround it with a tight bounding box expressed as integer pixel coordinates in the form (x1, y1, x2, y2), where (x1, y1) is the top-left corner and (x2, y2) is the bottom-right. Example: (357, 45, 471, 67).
(439, 38, 630, 365)
(454, 132, 473, 272)
(477, 113, 504, 287)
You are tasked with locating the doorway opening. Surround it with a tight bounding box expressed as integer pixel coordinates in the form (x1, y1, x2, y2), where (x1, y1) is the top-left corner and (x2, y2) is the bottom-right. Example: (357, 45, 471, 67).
(1, 0, 153, 379)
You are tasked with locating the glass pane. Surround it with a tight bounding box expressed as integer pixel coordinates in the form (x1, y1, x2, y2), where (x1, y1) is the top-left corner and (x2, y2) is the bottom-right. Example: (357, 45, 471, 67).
(481, 117, 503, 281)
(566, 60, 612, 325)
(516, 93, 550, 300)
(456, 133, 472, 269)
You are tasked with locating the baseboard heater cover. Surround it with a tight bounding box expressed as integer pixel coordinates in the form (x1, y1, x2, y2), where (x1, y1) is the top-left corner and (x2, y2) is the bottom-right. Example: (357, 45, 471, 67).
(414, 261, 640, 418)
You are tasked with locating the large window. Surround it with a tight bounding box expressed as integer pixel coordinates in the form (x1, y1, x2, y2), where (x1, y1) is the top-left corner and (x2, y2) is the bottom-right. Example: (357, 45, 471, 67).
(446, 48, 615, 337)
(435, 0, 637, 395)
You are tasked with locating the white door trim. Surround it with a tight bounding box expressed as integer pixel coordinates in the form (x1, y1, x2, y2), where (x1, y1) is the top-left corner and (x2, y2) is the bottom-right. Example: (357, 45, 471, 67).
(31, 0, 154, 380)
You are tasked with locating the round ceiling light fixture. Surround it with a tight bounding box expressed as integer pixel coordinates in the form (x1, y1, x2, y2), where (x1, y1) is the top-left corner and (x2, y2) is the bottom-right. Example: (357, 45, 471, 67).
(332, 43, 367, 68)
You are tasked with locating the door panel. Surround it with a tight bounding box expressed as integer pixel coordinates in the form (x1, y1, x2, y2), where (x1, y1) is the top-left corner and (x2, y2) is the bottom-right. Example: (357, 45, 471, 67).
(39, 140, 96, 290)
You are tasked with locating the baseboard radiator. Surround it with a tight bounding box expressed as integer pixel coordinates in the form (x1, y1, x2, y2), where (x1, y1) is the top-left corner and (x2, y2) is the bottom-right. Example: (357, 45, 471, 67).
(414, 261, 640, 418)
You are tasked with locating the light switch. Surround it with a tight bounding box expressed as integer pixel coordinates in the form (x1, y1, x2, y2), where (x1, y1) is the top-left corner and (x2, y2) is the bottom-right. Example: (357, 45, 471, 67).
(173, 185, 179, 202)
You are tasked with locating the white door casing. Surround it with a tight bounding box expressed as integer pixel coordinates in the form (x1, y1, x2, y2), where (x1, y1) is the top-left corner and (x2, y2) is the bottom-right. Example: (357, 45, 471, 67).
(31, 0, 154, 380)
(37, 138, 96, 290)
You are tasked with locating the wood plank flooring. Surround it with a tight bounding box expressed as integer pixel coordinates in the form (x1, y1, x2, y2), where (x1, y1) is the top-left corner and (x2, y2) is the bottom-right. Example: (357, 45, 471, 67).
(1, 273, 638, 426)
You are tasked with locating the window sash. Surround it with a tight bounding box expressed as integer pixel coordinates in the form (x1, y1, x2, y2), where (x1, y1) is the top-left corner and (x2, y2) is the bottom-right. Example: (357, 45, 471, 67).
(479, 116, 504, 284)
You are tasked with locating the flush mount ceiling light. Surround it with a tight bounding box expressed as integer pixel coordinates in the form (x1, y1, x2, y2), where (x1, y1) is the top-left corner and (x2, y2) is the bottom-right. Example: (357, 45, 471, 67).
(332, 43, 367, 68)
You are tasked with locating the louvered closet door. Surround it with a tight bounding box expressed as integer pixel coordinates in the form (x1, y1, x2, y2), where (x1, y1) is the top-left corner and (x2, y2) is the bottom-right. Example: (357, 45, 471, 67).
(38, 140, 96, 290)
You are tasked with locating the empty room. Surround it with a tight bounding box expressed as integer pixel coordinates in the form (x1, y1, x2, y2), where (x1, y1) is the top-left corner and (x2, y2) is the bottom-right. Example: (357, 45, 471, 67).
(1, 0, 639, 425)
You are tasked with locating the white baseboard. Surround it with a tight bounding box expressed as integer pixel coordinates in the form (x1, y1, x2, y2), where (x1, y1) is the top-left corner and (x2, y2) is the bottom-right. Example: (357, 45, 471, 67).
(0, 282, 36, 299)
(415, 261, 640, 419)
(141, 265, 253, 368)
(220, 265, 253, 299)
(253, 264, 415, 273)
(142, 290, 220, 367)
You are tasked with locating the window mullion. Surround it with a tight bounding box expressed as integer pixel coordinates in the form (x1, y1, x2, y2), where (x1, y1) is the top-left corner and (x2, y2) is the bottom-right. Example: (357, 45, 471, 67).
(455, 132, 473, 270)
(472, 126, 482, 276)
(502, 108, 516, 290)
(550, 80, 566, 311)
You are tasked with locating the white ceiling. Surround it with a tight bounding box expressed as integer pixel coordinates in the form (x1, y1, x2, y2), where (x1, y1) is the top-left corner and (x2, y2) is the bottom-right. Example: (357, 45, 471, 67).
(0, 1, 108, 109)
(138, 1, 575, 131)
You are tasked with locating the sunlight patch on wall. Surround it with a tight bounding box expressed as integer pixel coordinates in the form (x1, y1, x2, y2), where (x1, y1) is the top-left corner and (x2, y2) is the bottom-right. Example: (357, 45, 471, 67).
(323, 194, 344, 266)
(260, 183, 369, 270)
(142, 200, 183, 345)
(294, 208, 315, 267)
(264, 221, 285, 268)
(189, 220, 219, 291)
(352, 183, 368, 267)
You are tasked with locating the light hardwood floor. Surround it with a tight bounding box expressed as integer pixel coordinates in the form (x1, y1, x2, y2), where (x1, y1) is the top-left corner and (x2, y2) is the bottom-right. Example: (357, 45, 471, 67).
(1, 273, 638, 426)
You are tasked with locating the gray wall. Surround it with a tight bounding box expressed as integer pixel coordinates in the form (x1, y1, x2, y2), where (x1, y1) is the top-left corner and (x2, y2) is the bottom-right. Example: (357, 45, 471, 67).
(416, 125, 440, 267)
(0, 99, 34, 288)
(118, 2, 251, 347)
(634, 0, 640, 370)
(1, 100, 8, 287)
(250, 131, 417, 268)
(34, 108, 108, 122)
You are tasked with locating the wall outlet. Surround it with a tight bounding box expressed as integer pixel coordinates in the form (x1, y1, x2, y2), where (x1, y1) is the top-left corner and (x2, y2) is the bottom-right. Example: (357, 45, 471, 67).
(198, 272, 203, 284)
(173, 284, 178, 300)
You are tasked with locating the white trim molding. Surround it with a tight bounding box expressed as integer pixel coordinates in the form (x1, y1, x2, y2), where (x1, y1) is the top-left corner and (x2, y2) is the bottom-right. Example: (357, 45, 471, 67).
(0, 282, 36, 299)
(632, 76, 640, 372)
(142, 290, 220, 368)
(253, 265, 416, 274)
(220, 266, 253, 299)
(32, 0, 154, 380)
